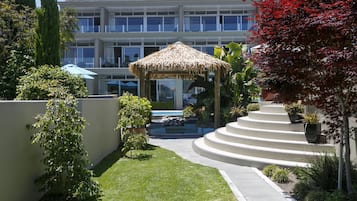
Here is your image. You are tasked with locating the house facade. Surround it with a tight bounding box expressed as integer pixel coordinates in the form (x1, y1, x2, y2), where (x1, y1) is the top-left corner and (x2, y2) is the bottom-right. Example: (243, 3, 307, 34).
(58, 0, 255, 109)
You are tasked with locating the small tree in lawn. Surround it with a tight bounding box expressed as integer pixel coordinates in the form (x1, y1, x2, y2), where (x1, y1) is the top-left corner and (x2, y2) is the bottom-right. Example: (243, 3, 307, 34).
(32, 87, 101, 200)
(252, 0, 356, 196)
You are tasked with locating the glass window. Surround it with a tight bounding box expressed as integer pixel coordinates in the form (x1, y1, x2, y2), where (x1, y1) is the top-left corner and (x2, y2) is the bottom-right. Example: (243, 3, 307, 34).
(128, 17, 143, 32)
(78, 18, 93, 32)
(223, 16, 237, 31)
(202, 16, 216, 31)
(164, 17, 176, 32)
(122, 47, 141, 67)
(202, 46, 214, 55)
(242, 16, 249, 30)
(147, 17, 162, 32)
(184, 16, 200, 32)
(115, 17, 126, 32)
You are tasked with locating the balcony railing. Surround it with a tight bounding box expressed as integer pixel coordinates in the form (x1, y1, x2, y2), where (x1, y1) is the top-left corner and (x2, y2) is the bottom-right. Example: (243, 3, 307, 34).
(61, 57, 95, 68)
(104, 24, 178, 32)
(77, 25, 101, 33)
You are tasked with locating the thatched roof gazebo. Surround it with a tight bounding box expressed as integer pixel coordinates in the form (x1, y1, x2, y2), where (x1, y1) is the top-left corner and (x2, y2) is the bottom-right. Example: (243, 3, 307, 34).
(129, 41, 231, 128)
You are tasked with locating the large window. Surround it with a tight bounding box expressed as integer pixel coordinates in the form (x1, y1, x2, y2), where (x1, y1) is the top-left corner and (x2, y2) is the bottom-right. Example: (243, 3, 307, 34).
(64, 47, 95, 68)
(115, 17, 144, 32)
(122, 47, 141, 67)
(223, 15, 252, 31)
(78, 17, 100, 32)
(147, 16, 177, 32)
(184, 16, 217, 32)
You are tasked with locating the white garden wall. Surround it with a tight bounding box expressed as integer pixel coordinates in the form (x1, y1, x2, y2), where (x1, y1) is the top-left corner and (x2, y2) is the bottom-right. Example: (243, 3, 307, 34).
(0, 98, 119, 201)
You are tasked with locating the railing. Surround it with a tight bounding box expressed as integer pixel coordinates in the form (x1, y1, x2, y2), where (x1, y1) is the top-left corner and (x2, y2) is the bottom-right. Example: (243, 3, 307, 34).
(104, 24, 178, 32)
(61, 57, 95, 68)
(77, 25, 101, 33)
(100, 57, 123, 68)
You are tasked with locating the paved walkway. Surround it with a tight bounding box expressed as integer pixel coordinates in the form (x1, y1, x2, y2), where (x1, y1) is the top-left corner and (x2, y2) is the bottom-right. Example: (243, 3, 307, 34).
(149, 138, 295, 201)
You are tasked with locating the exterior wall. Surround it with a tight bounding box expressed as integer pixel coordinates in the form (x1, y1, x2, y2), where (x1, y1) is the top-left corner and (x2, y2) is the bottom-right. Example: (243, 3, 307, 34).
(0, 98, 119, 201)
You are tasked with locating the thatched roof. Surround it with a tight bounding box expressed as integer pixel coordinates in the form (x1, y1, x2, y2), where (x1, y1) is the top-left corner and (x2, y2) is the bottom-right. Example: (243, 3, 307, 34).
(129, 41, 231, 79)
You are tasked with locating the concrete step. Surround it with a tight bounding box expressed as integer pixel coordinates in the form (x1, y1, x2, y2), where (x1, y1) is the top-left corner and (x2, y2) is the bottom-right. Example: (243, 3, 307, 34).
(226, 122, 306, 141)
(248, 111, 290, 122)
(259, 104, 286, 113)
(237, 116, 304, 132)
(203, 132, 331, 163)
(215, 127, 335, 153)
(193, 137, 309, 168)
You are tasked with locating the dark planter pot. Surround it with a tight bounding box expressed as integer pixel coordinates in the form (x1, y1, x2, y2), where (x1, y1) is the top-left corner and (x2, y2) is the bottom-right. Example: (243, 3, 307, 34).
(304, 123, 321, 143)
(288, 113, 303, 123)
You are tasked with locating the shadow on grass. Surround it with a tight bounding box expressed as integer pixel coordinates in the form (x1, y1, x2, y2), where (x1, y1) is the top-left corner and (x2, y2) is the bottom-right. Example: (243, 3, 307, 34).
(93, 144, 158, 177)
(93, 148, 124, 177)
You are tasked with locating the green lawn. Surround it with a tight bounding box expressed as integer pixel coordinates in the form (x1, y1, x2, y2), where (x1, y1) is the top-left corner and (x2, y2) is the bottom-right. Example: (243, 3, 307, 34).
(93, 145, 236, 201)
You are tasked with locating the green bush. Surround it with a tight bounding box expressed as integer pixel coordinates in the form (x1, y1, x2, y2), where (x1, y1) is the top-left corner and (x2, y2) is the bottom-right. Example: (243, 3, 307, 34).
(16, 65, 88, 100)
(325, 191, 348, 201)
(293, 167, 306, 179)
(304, 191, 329, 201)
(116, 92, 152, 156)
(284, 102, 304, 115)
(117, 92, 152, 129)
(183, 105, 195, 118)
(32, 88, 101, 200)
(272, 168, 290, 183)
(262, 164, 279, 177)
(294, 181, 312, 201)
(247, 103, 260, 111)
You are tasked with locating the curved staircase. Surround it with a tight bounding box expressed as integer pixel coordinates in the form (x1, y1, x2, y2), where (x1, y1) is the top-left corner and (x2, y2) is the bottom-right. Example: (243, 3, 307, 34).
(193, 103, 335, 168)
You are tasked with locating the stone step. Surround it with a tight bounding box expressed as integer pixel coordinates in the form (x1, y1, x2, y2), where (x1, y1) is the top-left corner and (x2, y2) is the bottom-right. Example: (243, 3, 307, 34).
(203, 132, 332, 163)
(259, 104, 286, 113)
(226, 122, 306, 141)
(193, 137, 309, 168)
(248, 111, 290, 122)
(215, 128, 335, 153)
(238, 116, 304, 132)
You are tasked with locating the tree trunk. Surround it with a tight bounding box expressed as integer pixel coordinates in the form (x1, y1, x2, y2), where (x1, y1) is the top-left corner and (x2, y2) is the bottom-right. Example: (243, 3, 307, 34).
(338, 132, 343, 191)
(343, 114, 353, 194)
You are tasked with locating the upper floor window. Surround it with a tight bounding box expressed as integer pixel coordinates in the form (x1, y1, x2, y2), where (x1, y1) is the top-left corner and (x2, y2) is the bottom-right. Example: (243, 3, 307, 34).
(115, 17, 144, 32)
(147, 16, 177, 32)
(184, 16, 217, 32)
(78, 17, 100, 32)
(222, 15, 253, 31)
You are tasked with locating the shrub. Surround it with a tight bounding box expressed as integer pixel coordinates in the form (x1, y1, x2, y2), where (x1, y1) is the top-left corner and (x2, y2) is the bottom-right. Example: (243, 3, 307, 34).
(183, 105, 195, 118)
(293, 181, 312, 201)
(272, 168, 290, 183)
(32, 88, 101, 200)
(16, 65, 88, 100)
(284, 102, 304, 115)
(247, 103, 260, 112)
(292, 167, 306, 179)
(325, 191, 347, 201)
(262, 164, 279, 177)
(304, 191, 329, 201)
(116, 92, 152, 156)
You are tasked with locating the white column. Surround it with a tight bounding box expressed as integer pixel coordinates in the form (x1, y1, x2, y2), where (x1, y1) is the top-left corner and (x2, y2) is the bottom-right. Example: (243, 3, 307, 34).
(175, 79, 183, 109)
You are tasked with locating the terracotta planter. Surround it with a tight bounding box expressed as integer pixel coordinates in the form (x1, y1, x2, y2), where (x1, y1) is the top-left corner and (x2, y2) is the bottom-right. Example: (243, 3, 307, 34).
(304, 123, 321, 143)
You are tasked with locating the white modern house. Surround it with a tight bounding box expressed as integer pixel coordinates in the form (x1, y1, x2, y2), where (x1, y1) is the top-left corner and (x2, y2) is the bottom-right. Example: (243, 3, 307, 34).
(58, 0, 256, 109)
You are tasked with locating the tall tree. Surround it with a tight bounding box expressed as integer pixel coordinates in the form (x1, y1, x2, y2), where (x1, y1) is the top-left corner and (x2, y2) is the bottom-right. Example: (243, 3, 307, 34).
(252, 0, 356, 195)
(35, 0, 60, 66)
(0, 0, 35, 99)
(59, 7, 78, 56)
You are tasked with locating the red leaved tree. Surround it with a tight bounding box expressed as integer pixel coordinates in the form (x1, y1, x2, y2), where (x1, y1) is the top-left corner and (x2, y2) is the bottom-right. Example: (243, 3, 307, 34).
(252, 0, 356, 194)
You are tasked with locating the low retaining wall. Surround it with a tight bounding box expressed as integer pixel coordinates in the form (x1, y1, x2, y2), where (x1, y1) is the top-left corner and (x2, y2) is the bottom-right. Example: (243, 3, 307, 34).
(0, 98, 119, 201)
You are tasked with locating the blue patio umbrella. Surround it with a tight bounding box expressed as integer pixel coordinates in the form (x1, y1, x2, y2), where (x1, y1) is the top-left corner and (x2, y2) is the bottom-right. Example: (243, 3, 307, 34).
(61, 64, 97, 79)
(125, 81, 137, 87)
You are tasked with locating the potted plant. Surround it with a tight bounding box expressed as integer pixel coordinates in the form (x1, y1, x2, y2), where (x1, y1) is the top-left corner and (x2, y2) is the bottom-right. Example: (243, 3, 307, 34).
(116, 92, 152, 156)
(303, 113, 321, 143)
(284, 102, 304, 123)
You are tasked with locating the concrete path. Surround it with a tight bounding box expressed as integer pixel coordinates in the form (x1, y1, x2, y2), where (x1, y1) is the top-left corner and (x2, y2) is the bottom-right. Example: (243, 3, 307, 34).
(149, 138, 295, 201)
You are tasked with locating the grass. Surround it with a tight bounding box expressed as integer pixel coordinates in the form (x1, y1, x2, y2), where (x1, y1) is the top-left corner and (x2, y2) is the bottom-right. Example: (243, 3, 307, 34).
(93, 145, 236, 201)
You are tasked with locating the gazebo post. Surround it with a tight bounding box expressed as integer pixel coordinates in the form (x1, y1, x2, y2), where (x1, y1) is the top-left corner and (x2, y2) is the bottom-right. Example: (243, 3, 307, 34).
(139, 69, 145, 97)
(214, 69, 221, 128)
(145, 72, 151, 99)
